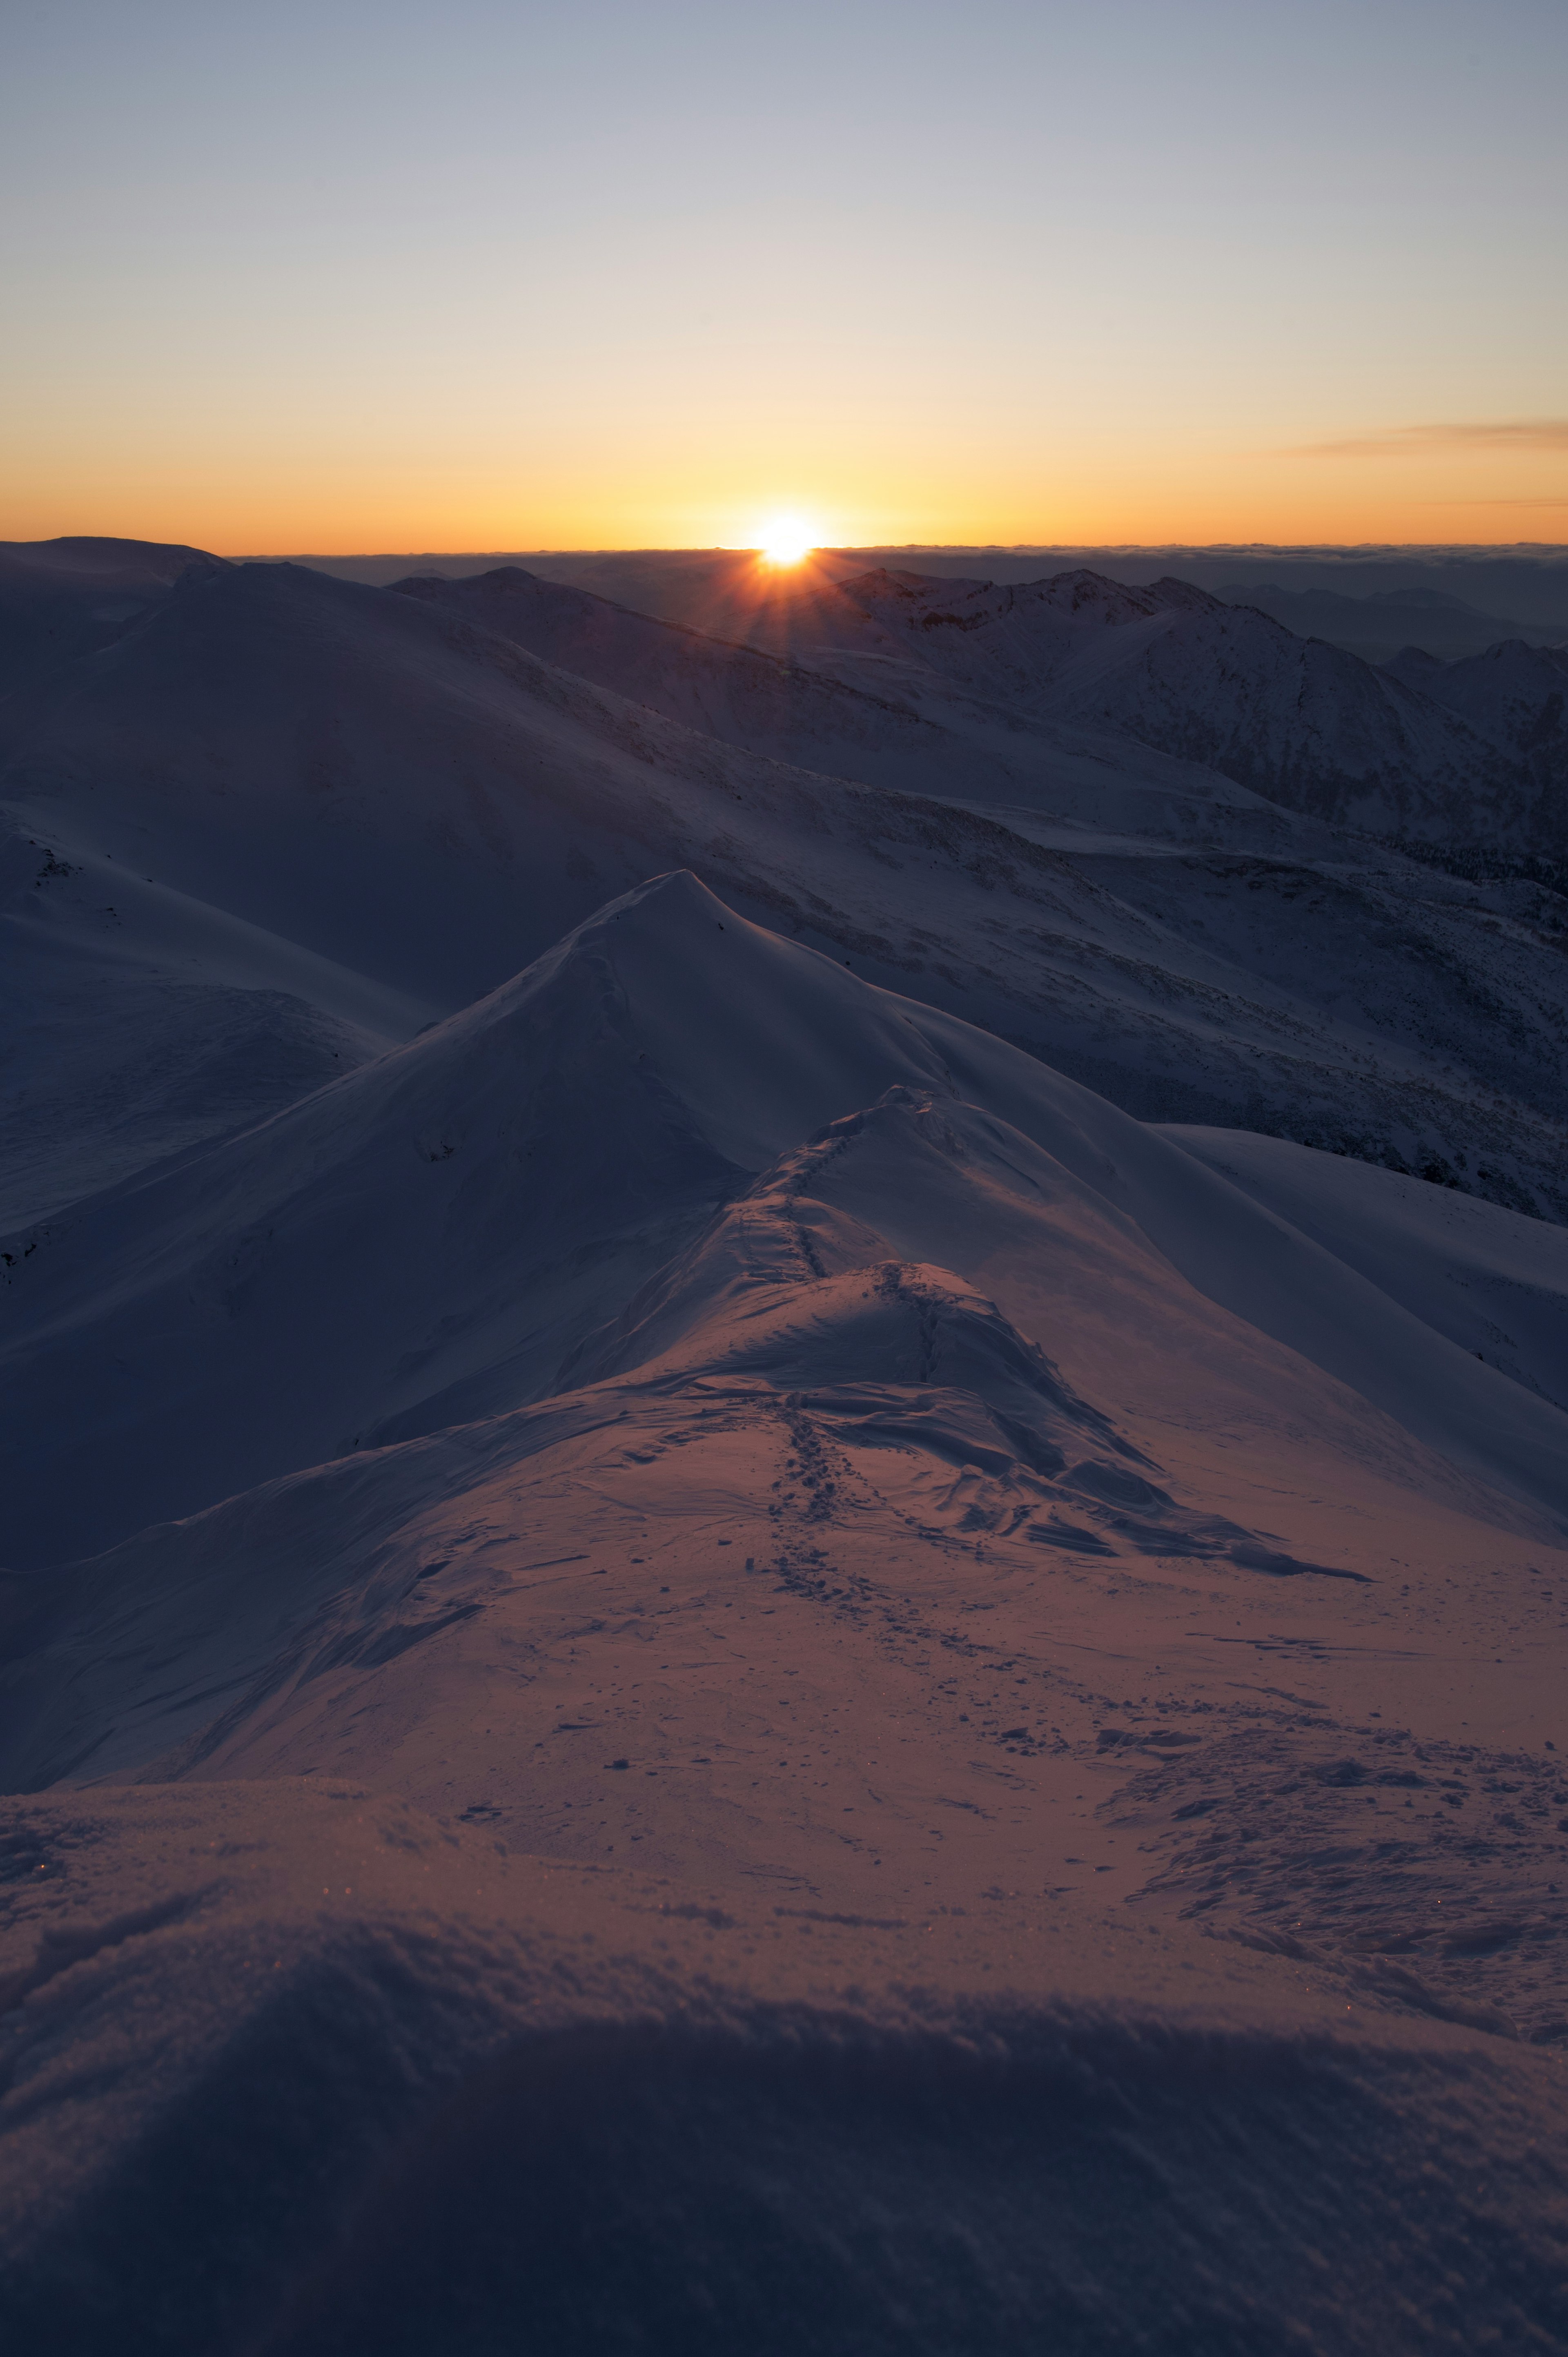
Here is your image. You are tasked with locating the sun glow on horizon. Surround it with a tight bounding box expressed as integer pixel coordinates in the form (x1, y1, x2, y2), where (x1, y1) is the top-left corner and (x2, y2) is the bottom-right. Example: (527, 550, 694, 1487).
(759, 515, 815, 566)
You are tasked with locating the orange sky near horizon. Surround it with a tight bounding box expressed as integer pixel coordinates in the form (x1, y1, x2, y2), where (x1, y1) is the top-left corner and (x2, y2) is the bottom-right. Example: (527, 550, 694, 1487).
(6, 426, 1567, 558)
(3, 1, 1566, 557)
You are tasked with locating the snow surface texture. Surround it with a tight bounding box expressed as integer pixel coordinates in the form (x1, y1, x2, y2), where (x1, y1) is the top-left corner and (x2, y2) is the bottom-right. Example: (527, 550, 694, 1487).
(4, 541, 1568, 2354)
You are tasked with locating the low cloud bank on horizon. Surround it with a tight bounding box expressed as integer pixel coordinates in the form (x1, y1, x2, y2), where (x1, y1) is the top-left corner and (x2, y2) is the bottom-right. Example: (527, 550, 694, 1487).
(1291, 421, 1568, 459)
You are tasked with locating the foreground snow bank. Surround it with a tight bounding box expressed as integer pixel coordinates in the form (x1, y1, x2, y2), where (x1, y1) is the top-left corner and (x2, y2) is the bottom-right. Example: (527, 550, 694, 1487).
(2, 1782, 1565, 2357)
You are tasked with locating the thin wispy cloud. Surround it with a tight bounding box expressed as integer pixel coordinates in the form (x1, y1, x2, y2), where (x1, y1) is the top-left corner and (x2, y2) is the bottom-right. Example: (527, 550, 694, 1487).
(1436, 494, 1568, 507)
(1287, 420, 1568, 459)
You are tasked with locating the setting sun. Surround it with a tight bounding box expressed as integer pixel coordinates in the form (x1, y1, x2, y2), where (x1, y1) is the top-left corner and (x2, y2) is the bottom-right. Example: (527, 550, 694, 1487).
(759, 516, 815, 566)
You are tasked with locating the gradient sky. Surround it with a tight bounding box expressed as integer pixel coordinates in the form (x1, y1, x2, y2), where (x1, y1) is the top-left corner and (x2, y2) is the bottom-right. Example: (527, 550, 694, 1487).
(4, 0, 1566, 552)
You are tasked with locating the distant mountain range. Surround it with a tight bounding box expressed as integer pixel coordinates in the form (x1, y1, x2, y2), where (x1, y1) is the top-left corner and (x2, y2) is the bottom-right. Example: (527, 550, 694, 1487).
(1215, 580, 1565, 663)
(281, 540, 1568, 656)
(2, 537, 1564, 1238)
(394, 559, 1568, 848)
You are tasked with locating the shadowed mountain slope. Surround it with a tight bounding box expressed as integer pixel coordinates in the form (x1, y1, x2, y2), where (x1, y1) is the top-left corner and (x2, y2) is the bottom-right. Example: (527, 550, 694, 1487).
(1159, 1125, 1568, 1412)
(0, 535, 216, 703)
(389, 561, 1294, 842)
(4, 557, 1566, 1235)
(1216, 580, 1557, 664)
(394, 559, 1568, 851)
(1385, 637, 1568, 812)
(741, 566, 1564, 848)
(5, 874, 1564, 1578)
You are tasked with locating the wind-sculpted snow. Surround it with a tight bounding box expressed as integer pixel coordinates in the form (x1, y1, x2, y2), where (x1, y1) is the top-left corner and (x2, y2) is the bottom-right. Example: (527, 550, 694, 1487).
(1, 1787, 1565, 2357)
(6, 875, 1566, 1574)
(5, 548, 1568, 2353)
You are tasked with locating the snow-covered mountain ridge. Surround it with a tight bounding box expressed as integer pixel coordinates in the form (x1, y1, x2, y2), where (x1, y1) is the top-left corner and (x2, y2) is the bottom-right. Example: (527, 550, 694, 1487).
(729, 564, 1567, 850)
(8, 872, 1563, 1573)
(4, 543, 1565, 1231)
(5, 540, 1568, 2352)
(395, 557, 1568, 852)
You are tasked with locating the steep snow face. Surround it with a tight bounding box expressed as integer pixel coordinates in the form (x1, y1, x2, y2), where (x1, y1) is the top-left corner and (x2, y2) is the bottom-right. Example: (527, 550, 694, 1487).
(744, 567, 1531, 843)
(1387, 635, 1568, 731)
(1385, 639, 1568, 818)
(6, 874, 1566, 1574)
(756, 567, 1212, 696)
(1037, 597, 1505, 837)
